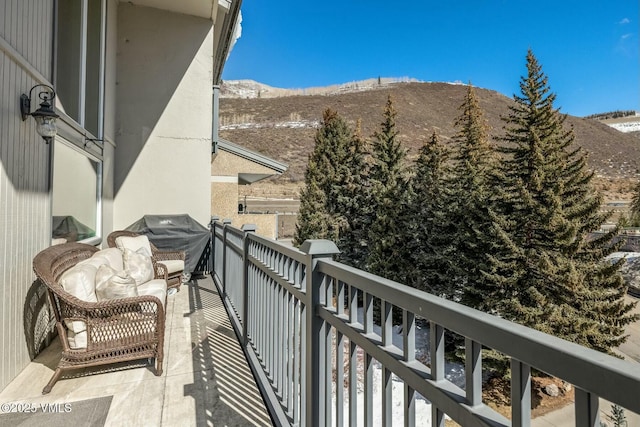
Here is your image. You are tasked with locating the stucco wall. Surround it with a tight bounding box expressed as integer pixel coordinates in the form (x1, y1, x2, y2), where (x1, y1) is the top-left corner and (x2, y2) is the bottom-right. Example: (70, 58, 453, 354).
(211, 149, 277, 176)
(210, 180, 278, 239)
(211, 181, 239, 219)
(114, 4, 213, 229)
(227, 214, 278, 240)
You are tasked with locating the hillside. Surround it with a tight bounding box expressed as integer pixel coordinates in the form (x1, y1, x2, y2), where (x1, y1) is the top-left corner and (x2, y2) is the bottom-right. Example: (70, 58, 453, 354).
(219, 81, 640, 193)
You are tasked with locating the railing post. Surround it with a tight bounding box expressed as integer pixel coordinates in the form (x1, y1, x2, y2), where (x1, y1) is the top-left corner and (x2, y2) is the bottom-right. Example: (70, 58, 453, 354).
(575, 388, 599, 427)
(221, 219, 232, 297)
(209, 216, 219, 277)
(300, 239, 340, 427)
(241, 224, 257, 346)
(511, 358, 531, 427)
(465, 337, 482, 407)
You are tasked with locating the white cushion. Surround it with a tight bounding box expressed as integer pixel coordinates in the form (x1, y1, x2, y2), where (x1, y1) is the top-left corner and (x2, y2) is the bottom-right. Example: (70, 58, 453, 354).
(123, 247, 154, 285)
(159, 259, 184, 274)
(59, 263, 99, 303)
(59, 261, 100, 350)
(66, 328, 87, 349)
(95, 265, 138, 301)
(115, 235, 152, 254)
(137, 279, 167, 309)
(92, 247, 125, 271)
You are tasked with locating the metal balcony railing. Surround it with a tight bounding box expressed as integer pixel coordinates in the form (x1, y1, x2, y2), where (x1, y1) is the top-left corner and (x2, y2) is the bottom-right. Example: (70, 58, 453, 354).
(211, 220, 640, 427)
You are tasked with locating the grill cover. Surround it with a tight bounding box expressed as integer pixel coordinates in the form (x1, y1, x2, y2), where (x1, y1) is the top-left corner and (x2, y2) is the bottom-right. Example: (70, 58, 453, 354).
(125, 214, 211, 273)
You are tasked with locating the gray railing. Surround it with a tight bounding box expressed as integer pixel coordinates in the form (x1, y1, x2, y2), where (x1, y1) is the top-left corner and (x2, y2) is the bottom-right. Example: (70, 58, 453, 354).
(211, 221, 640, 427)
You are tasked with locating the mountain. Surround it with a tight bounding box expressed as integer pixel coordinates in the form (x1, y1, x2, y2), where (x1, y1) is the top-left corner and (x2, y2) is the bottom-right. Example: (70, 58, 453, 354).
(219, 80, 640, 188)
(220, 77, 422, 99)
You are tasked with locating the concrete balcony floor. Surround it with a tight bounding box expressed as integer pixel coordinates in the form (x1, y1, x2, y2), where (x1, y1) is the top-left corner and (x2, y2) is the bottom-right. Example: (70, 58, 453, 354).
(0, 276, 272, 426)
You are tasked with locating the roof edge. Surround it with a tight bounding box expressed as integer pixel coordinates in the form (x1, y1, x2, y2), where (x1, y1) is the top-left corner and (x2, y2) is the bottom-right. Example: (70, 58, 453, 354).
(218, 138, 288, 174)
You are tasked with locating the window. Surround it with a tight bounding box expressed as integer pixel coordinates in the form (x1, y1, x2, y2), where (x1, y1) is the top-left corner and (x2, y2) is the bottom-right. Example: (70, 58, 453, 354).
(51, 0, 106, 244)
(51, 138, 101, 243)
(55, 0, 104, 137)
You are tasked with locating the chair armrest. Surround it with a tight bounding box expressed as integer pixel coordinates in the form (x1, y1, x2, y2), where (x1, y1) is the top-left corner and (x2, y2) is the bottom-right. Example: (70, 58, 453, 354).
(153, 250, 185, 262)
(153, 261, 169, 281)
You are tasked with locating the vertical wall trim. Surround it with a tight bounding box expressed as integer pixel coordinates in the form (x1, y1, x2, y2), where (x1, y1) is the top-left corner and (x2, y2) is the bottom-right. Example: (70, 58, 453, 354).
(78, 0, 87, 126)
(96, 0, 107, 241)
(212, 84, 220, 154)
(98, 0, 106, 139)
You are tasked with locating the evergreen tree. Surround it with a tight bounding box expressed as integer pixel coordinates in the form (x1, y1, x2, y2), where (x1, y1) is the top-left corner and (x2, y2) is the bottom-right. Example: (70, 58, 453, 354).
(610, 405, 628, 427)
(294, 171, 331, 245)
(485, 50, 637, 352)
(366, 95, 411, 282)
(446, 84, 502, 306)
(294, 109, 352, 246)
(336, 119, 372, 269)
(630, 181, 640, 219)
(406, 131, 456, 297)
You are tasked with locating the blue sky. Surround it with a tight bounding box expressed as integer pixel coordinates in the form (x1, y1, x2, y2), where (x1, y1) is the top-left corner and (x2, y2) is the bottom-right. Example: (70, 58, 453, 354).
(222, 1, 638, 117)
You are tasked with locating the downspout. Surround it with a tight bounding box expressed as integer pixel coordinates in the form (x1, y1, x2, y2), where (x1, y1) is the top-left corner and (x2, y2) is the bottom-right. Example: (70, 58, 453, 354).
(211, 0, 242, 154)
(212, 84, 220, 154)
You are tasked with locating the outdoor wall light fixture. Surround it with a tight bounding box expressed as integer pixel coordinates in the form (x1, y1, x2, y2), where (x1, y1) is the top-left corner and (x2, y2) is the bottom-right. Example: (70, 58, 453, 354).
(20, 84, 59, 143)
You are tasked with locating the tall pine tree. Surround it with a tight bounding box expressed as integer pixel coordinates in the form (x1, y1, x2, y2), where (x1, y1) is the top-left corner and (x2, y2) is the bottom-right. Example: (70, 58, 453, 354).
(630, 181, 640, 221)
(447, 84, 502, 306)
(366, 95, 411, 281)
(336, 119, 372, 269)
(294, 108, 352, 246)
(406, 131, 456, 297)
(485, 50, 637, 352)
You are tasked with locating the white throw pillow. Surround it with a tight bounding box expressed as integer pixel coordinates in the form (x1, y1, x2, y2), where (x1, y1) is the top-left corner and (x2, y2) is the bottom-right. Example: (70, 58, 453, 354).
(92, 247, 125, 272)
(123, 247, 154, 285)
(115, 235, 153, 254)
(95, 265, 138, 301)
(59, 261, 100, 349)
(59, 263, 99, 303)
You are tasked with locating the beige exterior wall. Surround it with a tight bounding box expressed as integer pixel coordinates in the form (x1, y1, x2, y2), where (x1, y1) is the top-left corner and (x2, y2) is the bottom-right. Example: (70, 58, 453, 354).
(229, 214, 278, 239)
(211, 183, 278, 238)
(113, 4, 213, 229)
(211, 150, 283, 239)
(212, 150, 277, 176)
(211, 180, 239, 220)
(0, 0, 55, 391)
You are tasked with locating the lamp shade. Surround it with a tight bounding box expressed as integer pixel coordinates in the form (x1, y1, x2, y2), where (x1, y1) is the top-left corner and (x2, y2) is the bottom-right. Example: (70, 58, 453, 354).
(35, 115, 57, 138)
(30, 99, 59, 138)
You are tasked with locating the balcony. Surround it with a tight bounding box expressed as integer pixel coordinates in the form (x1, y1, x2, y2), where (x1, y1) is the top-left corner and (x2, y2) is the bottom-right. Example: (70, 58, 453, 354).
(0, 221, 639, 426)
(0, 274, 272, 426)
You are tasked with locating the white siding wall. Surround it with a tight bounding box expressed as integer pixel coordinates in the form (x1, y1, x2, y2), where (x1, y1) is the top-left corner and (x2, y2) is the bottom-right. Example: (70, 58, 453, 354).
(0, 0, 54, 391)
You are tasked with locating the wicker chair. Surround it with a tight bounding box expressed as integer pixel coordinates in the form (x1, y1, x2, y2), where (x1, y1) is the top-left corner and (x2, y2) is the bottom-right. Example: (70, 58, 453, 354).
(107, 230, 186, 290)
(33, 242, 166, 394)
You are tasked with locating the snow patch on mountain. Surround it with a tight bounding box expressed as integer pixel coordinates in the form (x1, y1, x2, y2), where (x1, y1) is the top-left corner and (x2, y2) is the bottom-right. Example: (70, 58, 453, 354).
(220, 120, 320, 130)
(607, 121, 640, 133)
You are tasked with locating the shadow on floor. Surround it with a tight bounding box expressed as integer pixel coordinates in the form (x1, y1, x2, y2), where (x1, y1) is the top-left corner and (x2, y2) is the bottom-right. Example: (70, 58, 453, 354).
(184, 278, 272, 426)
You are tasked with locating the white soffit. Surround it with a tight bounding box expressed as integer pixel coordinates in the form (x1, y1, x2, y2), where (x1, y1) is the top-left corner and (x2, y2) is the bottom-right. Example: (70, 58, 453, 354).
(129, 0, 216, 19)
